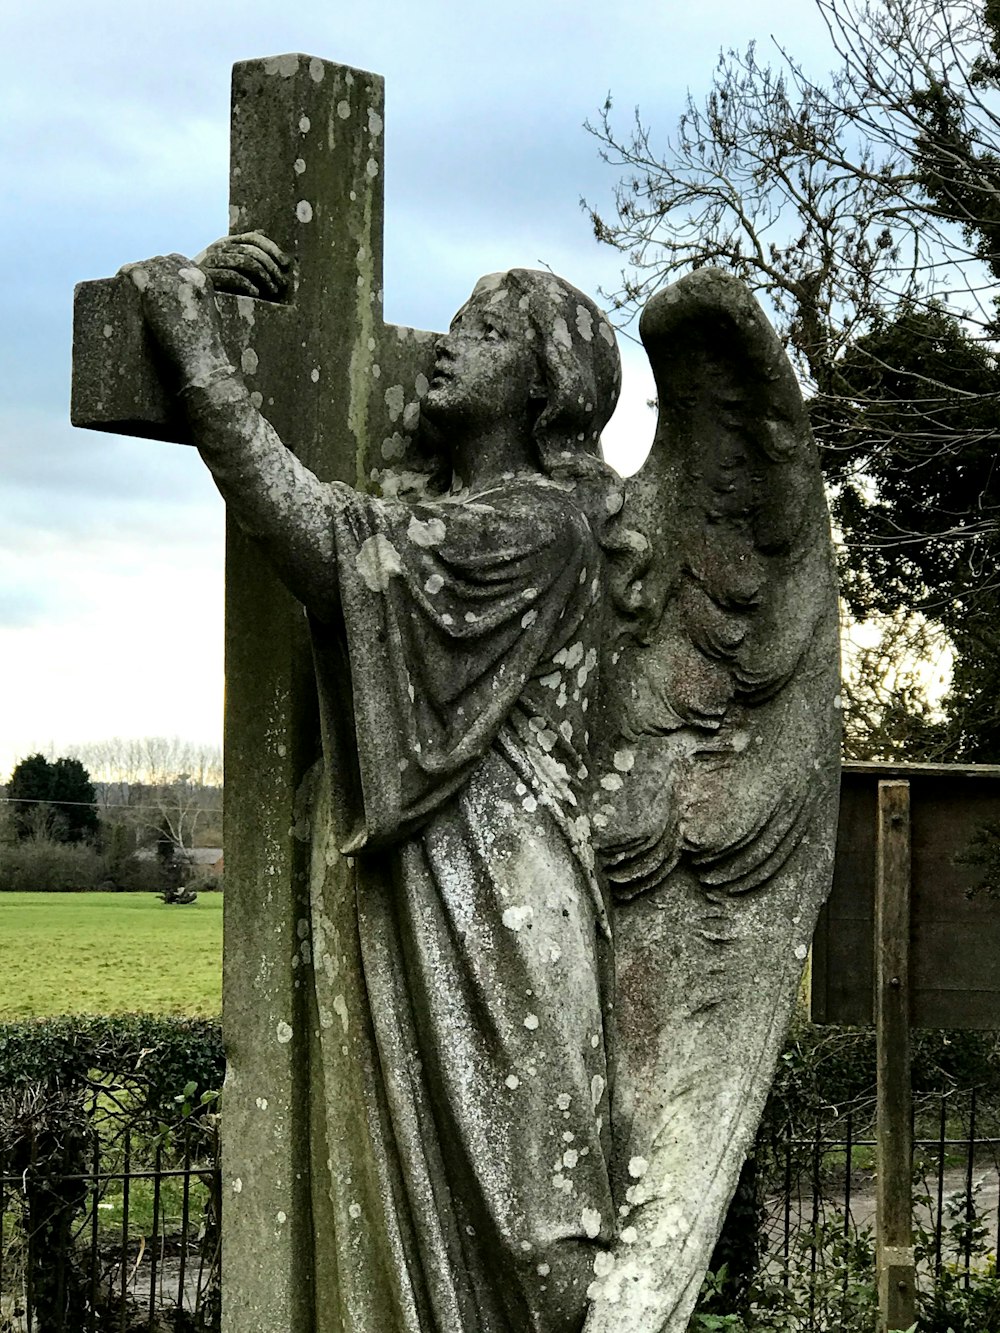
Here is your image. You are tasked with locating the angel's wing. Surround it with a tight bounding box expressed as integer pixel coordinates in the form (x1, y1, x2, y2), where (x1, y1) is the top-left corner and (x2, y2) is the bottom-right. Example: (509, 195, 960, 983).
(584, 269, 840, 1332)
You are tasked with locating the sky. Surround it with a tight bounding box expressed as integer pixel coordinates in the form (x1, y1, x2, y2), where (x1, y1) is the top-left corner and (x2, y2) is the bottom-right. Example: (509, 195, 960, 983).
(0, 0, 836, 780)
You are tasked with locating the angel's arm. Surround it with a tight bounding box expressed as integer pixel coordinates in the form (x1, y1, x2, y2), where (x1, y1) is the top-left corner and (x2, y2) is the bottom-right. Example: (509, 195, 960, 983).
(123, 253, 340, 620)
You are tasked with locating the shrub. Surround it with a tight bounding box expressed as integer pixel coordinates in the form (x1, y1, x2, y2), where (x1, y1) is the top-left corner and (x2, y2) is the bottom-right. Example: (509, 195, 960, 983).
(0, 835, 193, 892)
(915, 1190, 1000, 1332)
(693, 1217, 880, 1331)
(762, 1017, 1000, 1138)
(0, 839, 108, 891)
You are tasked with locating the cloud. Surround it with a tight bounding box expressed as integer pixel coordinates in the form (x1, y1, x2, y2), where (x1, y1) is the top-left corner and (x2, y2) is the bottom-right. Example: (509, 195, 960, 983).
(2, 406, 221, 525)
(0, 535, 225, 779)
(0, 585, 61, 630)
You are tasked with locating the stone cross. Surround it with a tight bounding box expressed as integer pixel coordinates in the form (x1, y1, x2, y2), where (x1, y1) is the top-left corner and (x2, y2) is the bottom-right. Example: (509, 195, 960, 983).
(71, 54, 439, 1327)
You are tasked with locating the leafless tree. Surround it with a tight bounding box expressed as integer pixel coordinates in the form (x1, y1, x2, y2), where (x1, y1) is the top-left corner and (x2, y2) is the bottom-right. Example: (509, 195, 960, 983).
(585, 1, 999, 378)
(584, 0, 1000, 758)
(69, 736, 223, 859)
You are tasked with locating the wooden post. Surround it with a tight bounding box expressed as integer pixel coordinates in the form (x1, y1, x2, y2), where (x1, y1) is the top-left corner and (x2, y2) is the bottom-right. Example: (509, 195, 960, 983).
(875, 779, 917, 1332)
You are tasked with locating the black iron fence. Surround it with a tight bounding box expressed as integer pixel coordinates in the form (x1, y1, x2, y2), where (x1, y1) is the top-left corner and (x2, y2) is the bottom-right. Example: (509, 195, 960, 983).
(743, 1085, 1000, 1331)
(0, 1122, 219, 1332)
(1, 1088, 997, 1331)
(771, 1087, 999, 1276)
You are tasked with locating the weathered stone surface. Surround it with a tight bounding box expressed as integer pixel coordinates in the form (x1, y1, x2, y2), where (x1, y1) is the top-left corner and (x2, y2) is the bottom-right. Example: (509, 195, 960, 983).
(577, 269, 840, 1332)
(72, 56, 839, 1333)
(72, 54, 438, 1329)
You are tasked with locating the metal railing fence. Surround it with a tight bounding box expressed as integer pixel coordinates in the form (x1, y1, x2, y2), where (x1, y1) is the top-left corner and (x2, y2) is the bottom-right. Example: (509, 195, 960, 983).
(1, 1121, 220, 1332)
(1, 1086, 997, 1330)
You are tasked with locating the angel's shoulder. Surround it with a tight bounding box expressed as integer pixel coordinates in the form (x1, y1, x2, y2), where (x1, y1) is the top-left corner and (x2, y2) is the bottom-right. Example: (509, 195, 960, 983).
(457, 475, 597, 555)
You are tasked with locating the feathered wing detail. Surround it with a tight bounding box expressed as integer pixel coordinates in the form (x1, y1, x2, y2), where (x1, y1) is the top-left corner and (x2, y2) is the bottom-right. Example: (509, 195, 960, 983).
(584, 270, 840, 1332)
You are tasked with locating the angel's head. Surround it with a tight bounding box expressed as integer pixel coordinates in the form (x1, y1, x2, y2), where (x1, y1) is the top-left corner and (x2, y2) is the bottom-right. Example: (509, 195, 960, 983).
(423, 268, 621, 488)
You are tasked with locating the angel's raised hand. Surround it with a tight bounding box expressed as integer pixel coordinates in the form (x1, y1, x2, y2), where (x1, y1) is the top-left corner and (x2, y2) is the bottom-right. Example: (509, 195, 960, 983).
(196, 231, 291, 300)
(119, 254, 228, 384)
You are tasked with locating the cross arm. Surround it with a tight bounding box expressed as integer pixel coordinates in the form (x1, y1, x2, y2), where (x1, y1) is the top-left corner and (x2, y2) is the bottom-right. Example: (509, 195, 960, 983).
(71, 275, 287, 445)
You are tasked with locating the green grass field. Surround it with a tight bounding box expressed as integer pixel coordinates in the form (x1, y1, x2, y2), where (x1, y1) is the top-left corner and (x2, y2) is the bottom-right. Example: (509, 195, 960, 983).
(0, 892, 223, 1019)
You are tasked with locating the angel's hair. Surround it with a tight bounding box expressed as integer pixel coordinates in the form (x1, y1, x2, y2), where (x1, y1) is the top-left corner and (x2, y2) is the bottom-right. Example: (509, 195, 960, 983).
(471, 268, 626, 527)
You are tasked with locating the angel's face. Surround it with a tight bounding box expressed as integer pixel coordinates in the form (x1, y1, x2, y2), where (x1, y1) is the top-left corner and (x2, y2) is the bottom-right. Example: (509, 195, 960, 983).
(423, 282, 542, 432)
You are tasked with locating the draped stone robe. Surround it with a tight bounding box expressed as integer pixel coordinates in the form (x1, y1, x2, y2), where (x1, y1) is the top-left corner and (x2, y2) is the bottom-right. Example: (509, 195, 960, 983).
(192, 393, 617, 1332)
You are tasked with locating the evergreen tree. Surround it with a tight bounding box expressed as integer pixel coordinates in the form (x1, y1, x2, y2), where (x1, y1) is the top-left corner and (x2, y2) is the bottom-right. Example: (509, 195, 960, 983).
(8, 754, 56, 841)
(49, 757, 99, 843)
(7, 754, 98, 843)
(820, 303, 1000, 624)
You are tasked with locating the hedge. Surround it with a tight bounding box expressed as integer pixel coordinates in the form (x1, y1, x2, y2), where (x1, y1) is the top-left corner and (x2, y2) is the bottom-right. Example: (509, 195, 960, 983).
(0, 1013, 224, 1120)
(0, 840, 178, 892)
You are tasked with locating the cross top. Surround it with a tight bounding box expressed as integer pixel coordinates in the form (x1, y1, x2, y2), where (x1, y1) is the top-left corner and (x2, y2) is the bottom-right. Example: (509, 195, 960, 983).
(73, 54, 438, 487)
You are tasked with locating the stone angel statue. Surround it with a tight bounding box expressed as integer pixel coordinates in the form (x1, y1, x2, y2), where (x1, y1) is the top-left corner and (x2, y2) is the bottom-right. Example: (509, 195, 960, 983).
(125, 238, 839, 1333)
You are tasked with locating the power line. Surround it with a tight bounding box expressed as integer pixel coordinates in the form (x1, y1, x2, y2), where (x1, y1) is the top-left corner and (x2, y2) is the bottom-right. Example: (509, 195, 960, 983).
(0, 797, 223, 814)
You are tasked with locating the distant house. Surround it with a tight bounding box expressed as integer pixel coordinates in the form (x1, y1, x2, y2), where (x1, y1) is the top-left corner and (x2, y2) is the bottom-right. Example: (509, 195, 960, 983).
(135, 846, 224, 876)
(185, 848, 224, 877)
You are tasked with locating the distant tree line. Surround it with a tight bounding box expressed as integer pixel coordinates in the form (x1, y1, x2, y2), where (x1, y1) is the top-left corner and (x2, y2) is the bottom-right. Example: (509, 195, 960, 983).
(0, 739, 223, 894)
